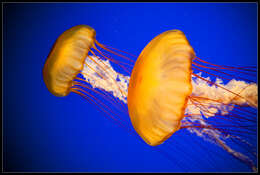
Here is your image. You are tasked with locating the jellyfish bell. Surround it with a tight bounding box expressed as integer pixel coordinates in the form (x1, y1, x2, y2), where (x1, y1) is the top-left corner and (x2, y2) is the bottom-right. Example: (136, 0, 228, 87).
(127, 30, 195, 146)
(43, 25, 96, 97)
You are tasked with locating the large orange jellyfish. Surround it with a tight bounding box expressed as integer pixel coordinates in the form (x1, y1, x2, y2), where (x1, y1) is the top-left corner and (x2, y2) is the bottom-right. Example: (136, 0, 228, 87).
(43, 25, 257, 172)
(128, 29, 257, 146)
(127, 29, 257, 171)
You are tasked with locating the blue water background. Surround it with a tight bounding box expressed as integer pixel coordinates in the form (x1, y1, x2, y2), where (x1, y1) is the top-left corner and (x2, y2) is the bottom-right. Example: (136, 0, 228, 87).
(3, 3, 257, 172)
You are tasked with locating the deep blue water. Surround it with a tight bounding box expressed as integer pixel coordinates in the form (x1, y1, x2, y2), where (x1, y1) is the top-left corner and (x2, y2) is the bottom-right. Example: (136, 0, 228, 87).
(3, 3, 257, 172)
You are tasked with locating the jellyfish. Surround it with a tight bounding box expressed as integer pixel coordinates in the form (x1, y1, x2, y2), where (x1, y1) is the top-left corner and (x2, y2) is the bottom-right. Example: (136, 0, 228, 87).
(43, 24, 132, 105)
(127, 30, 258, 171)
(43, 25, 257, 172)
(128, 29, 257, 145)
(43, 24, 134, 129)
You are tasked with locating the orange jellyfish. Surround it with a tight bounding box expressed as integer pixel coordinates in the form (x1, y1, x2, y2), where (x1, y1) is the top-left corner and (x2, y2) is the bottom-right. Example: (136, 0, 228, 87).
(127, 29, 257, 171)
(43, 24, 135, 129)
(43, 24, 131, 96)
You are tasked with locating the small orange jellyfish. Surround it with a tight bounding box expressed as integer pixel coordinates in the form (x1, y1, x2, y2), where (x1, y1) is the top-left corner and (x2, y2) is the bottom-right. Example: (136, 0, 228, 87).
(43, 24, 135, 129)
(127, 29, 257, 171)
(43, 25, 96, 97)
